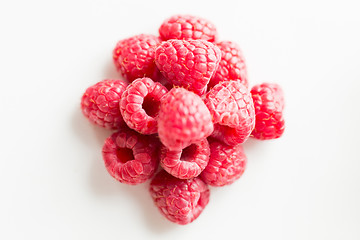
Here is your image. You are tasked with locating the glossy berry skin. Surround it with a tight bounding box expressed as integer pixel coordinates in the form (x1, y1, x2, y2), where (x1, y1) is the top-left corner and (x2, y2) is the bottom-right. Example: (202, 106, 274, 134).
(102, 128, 159, 185)
(209, 41, 248, 89)
(159, 15, 217, 42)
(113, 34, 161, 82)
(155, 39, 221, 96)
(160, 138, 210, 179)
(205, 80, 255, 146)
(158, 88, 214, 151)
(201, 139, 247, 186)
(81, 79, 127, 129)
(251, 83, 285, 140)
(120, 77, 168, 135)
(149, 170, 210, 225)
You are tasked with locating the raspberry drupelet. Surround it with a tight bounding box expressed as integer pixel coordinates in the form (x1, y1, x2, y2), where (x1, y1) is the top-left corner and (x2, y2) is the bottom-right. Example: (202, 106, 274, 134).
(149, 170, 210, 225)
(157, 88, 214, 151)
(81, 79, 127, 129)
(201, 138, 247, 186)
(155, 39, 221, 96)
(113, 34, 161, 82)
(120, 77, 168, 135)
(205, 80, 255, 146)
(209, 41, 248, 90)
(159, 15, 218, 42)
(102, 128, 159, 185)
(251, 83, 285, 140)
(160, 138, 210, 179)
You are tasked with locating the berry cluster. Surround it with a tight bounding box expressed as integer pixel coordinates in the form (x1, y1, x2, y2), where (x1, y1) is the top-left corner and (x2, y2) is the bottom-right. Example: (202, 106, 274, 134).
(80, 15, 285, 225)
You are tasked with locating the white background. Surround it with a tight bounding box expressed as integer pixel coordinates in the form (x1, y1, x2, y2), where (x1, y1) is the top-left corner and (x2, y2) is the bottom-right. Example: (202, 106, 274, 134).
(1, 0, 360, 239)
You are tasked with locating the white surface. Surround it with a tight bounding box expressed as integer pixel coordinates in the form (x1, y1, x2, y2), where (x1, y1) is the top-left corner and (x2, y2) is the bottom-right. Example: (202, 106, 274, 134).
(1, 0, 360, 239)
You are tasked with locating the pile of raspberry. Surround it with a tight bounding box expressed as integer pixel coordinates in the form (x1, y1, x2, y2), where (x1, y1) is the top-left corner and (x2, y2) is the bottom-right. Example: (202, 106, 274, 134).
(81, 15, 285, 225)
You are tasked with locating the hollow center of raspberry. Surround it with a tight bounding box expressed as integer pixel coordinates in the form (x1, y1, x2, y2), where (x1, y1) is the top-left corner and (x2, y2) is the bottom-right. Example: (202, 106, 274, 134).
(116, 147, 134, 163)
(142, 95, 160, 118)
(180, 144, 198, 162)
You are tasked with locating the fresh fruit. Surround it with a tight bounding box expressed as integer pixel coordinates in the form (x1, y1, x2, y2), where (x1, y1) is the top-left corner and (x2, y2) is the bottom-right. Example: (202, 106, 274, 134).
(113, 34, 160, 82)
(160, 138, 210, 179)
(205, 80, 255, 145)
(201, 138, 247, 186)
(80, 14, 286, 226)
(158, 88, 214, 151)
(120, 77, 168, 135)
(209, 41, 248, 89)
(155, 39, 221, 96)
(102, 128, 159, 185)
(251, 83, 285, 140)
(159, 15, 217, 42)
(149, 170, 210, 225)
(81, 79, 127, 129)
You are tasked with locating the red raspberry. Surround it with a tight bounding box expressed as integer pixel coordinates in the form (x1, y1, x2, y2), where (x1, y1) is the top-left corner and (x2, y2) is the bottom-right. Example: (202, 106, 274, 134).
(113, 34, 161, 82)
(102, 128, 159, 185)
(149, 170, 210, 225)
(158, 88, 214, 151)
(159, 15, 217, 42)
(81, 79, 127, 129)
(201, 138, 247, 186)
(204, 80, 255, 146)
(160, 138, 210, 179)
(120, 77, 168, 135)
(155, 39, 221, 96)
(209, 41, 248, 89)
(251, 83, 285, 140)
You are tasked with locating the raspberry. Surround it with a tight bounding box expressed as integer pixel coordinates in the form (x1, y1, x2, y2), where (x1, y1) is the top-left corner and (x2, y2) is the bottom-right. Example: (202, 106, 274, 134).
(159, 15, 217, 42)
(209, 41, 248, 89)
(204, 80, 255, 146)
(102, 127, 159, 185)
(201, 138, 247, 186)
(155, 39, 221, 96)
(160, 138, 210, 179)
(158, 88, 214, 151)
(81, 79, 127, 129)
(251, 83, 285, 140)
(113, 34, 161, 82)
(149, 170, 210, 225)
(120, 77, 168, 135)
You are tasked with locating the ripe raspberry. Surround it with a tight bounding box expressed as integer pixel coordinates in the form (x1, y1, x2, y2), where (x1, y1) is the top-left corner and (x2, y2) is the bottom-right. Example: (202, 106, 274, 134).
(251, 83, 285, 140)
(201, 138, 247, 186)
(160, 138, 210, 179)
(102, 127, 159, 185)
(120, 77, 168, 135)
(159, 15, 217, 42)
(209, 41, 248, 89)
(155, 39, 221, 96)
(81, 79, 127, 129)
(149, 170, 210, 225)
(113, 34, 161, 82)
(158, 88, 214, 151)
(204, 80, 255, 146)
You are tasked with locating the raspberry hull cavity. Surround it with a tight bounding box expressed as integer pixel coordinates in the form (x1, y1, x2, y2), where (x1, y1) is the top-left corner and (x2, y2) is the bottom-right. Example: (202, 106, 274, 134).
(120, 77, 168, 135)
(102, 128, 159, 185)
(160, 138, 210, 179)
